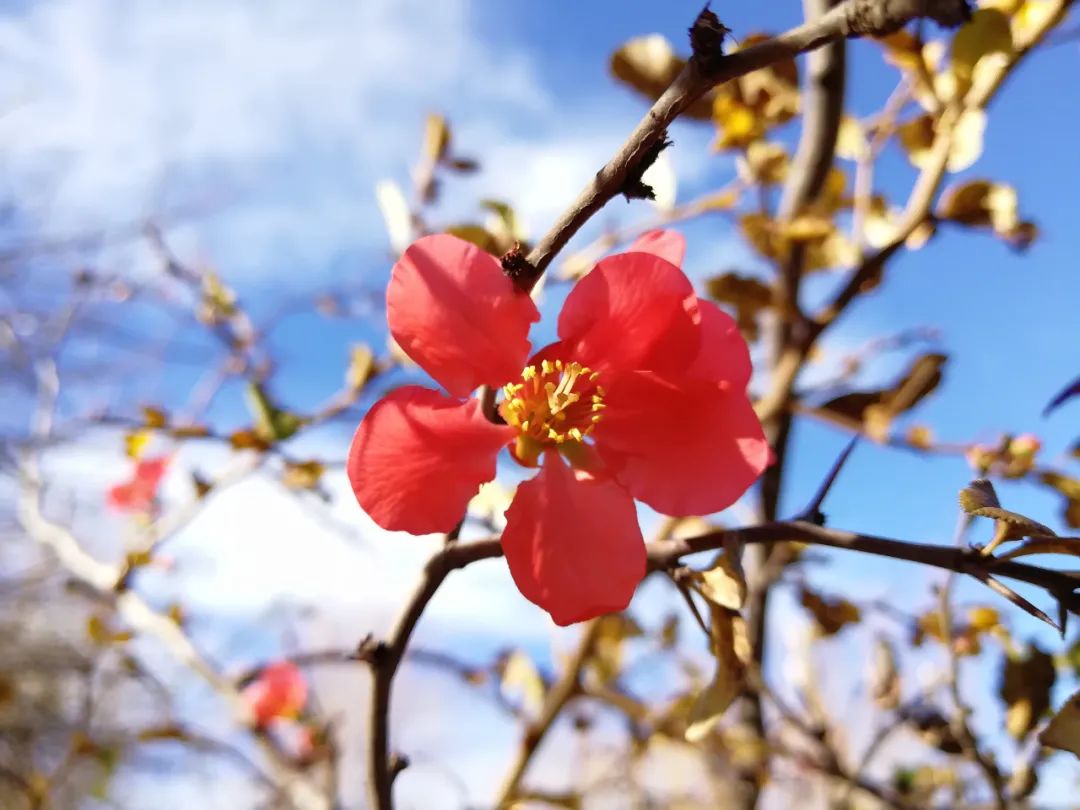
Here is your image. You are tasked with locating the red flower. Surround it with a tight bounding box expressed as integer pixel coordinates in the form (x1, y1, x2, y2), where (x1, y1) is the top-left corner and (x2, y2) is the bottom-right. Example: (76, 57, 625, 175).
(243, 661, 308, 728)
(348, 231, 769, 625)
(107, 456, 170, 513)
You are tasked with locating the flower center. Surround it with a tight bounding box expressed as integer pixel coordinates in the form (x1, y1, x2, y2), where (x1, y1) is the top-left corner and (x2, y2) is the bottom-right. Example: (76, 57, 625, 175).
(500, 359, 605, 466)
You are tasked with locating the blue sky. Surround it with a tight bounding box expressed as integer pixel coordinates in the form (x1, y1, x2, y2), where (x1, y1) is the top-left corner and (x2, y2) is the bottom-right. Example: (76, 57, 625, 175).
(3, 0, 1079, 806)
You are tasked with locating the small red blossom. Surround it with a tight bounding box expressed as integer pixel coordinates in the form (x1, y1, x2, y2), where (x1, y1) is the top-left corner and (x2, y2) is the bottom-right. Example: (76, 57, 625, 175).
(348, 231, 770, 626)
(242, 661, 308, 728)
(107, 456, 170, 513)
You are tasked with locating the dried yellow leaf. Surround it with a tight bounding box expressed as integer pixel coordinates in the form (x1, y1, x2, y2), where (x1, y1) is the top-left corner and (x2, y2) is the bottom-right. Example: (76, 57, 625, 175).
(1041, 690, 1080, 758)
(346, 344, 377, 392)
(835, 115, 867, 161)
(686, 606, 749, 742)
(696, 540, 747, 611)
(500, 650, 546, 720)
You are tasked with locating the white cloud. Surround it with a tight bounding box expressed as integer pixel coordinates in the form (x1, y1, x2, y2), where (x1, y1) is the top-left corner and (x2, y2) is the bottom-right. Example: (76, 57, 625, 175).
(0, 0, 726, 285)
(0, 0, 555, 274)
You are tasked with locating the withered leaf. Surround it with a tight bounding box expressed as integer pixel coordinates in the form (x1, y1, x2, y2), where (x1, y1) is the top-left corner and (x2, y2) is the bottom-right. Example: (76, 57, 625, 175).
(897, 110, 986, 173)
(610, 35, 712, 120)
(282, 460, 325, 491)
(420, 112, 451, 165)
(710, 33, 799, 149)
(938, 179, 1036, 248)
(138, 725, 192, 743)
(870, 637, 900, 709)
(694, 537, 747, 611)
(445, 224, 501, 255)
(124, 430, 153, 460)
(1000, 644, 1056, 739)
(589, 614, 642, 685)
(959, 478, 1002, 512)
(375, 179, 413, 256)
(141, 406, 168, 429)
(1037, 471, 1080, 530)
(800, 587, 861, 636)
(737, 140, 789, 185)
(908, 705, 965, 754)
(229, 429, 271, 452)
(951, 8, 1014, 86)
(500, 650, 546, 720)
(819, 353, 947, 441)
(685, 604, 749, 742)
(1040, 689, 1080, 758)
(960, 478, 1056, 545)
(346, 344, 378, 392)
(703, 271, 772, 341)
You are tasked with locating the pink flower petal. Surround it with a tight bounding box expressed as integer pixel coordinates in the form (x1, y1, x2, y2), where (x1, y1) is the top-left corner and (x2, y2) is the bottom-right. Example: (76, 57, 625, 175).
(388, 234, 540, 398)
(595, 371, 769, 516)
(348, 386, 513, 534)
(243, 661, 308, 727)
(501, 452, 645, 626)
(687, 299, 752, 387)
(107, 456, 170, 512)
(557, 250, 699, 376)
(628, 229, 686, 267)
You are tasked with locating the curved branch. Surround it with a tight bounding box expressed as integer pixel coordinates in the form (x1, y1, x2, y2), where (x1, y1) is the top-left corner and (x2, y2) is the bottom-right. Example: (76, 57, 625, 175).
(361, 518, 1077, 807)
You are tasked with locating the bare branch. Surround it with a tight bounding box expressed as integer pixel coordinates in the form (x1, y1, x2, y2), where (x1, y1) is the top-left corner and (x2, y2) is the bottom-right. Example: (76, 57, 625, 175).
(517, 0, 973, 289)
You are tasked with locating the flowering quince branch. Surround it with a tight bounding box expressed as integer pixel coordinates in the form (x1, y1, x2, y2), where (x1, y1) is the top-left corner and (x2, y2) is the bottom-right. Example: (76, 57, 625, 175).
(351, 230, 771, 807)
(347, 2, 1029, 806)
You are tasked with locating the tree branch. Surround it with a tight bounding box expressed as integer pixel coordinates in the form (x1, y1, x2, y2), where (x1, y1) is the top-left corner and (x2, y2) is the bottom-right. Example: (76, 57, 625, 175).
(358, 517, 1077, 807)
(515, 0, 973, 289)
(18, 362, 329, 810)
(743, 0, 849, 804)
(361, 546, 463, 810)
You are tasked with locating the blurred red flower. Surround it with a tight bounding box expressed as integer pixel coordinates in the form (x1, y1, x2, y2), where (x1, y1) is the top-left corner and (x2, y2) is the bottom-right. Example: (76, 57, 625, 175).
(107, 456, 170, 513)
(348, 230, 769, 625)
(243, 661, 308, 728)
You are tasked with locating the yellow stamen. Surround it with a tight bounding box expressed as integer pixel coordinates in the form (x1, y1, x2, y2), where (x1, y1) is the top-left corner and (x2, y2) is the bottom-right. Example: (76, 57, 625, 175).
(500, 360, 606, 456)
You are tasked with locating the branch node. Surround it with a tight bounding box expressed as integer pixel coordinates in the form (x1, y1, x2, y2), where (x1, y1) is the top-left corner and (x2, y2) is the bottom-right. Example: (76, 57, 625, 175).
(689, 4, 732, 72)
(620, 132, 673, 202)
(352, 633, 390, 666)
(389, 753, 410, 783)
(501, 243, 540, 293)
